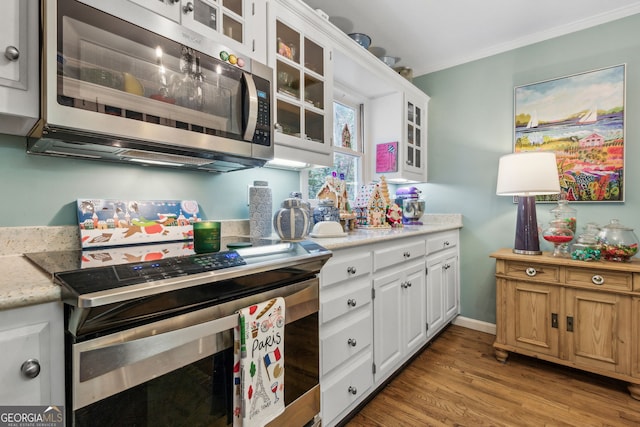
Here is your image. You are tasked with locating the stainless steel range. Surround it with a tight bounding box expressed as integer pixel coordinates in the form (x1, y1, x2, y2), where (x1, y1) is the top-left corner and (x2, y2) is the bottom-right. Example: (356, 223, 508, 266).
(26, 237, 331, 427)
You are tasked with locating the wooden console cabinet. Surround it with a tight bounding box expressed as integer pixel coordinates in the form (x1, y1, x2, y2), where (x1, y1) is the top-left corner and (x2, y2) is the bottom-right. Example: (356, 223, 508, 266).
(491, 248, 640, 399)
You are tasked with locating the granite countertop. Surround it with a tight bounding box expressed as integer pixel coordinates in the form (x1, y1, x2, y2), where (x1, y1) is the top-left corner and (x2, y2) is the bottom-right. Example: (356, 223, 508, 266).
(0, 215, 462, 310)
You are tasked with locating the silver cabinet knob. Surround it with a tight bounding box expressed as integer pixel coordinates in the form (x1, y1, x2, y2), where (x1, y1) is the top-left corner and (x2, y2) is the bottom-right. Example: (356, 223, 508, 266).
(347, 338, 357, 347)
(348, 386, 357, 395)
(183, 2, 194, 13)
(4, 46, 19, 61)
(591, 275, 605, 285)
(347, 266, 357, 275)
(21, 359, 41, 379)
(525, 267, 537, 277)
(443, 241, 450, 247)
(347, 298, 357, 307)
(403, 251, 411, 258)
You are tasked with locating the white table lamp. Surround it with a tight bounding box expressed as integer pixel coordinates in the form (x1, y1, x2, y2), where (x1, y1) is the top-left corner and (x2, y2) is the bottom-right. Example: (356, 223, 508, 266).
(496, 152, 561, 255)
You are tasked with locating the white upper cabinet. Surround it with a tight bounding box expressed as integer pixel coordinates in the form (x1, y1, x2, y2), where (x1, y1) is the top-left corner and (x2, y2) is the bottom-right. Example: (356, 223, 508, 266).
(369, 89, 429, 183)
(0, 0, 39, 135)
(128, 0, 267, 63)
(267, 0, 333, 166)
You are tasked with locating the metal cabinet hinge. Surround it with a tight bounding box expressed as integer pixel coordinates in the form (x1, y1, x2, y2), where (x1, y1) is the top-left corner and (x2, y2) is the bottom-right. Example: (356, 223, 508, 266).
(372, 362, 376, 374)
(371, 288, 375, 300)
(425, 267, 428, 275)
(551, 313, 558, 329)
(426, 322, 429, 332)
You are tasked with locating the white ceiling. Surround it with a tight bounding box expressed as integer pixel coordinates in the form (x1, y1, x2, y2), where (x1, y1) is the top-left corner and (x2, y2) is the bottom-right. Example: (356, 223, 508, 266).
(301, 0, 640, 76)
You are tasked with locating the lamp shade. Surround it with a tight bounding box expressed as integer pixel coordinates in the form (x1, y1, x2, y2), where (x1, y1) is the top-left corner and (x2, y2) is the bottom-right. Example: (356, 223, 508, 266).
(496, 152, 561, 196)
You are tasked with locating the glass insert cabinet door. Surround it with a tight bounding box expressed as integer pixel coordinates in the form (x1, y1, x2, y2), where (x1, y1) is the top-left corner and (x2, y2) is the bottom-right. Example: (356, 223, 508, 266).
(129, 0, 246, 45)
(406, 101, 423, 170)
(274, 17, 327, 147)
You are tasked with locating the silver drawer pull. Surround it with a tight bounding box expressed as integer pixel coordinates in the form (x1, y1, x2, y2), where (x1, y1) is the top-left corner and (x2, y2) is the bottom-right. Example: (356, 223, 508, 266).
(21, 359, 40, 379)
(525, 267, 537, 277)
(443, 241, 450, 247)
(347, 266, 357, 275)
(403, 251, 411, 258)
(348, 386, 357, 395)
(591, 275, 605, 285)
(347, 298, 357, 307)
(347, 338, 357, 347)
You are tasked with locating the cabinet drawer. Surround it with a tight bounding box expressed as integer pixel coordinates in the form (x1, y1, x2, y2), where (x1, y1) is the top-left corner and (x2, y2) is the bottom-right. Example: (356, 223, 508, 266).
(565, 268, 633, 291)
(321, 279, 371, 324)
(321, 311, 372, 375)
(498, 261, 561, 283)
(373, 240, 425, 272)
(321, 353, 373, 425)
(426, 231, 458, 255)
(321, 251, 371, 288)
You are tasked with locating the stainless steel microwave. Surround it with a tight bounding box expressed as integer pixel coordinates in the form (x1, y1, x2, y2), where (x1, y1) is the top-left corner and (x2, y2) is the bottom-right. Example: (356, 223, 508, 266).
(28, 0, 273, 172)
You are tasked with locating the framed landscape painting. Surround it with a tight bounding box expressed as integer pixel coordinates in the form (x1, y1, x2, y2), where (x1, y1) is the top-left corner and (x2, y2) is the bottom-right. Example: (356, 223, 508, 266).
(514, 64, 625, 202)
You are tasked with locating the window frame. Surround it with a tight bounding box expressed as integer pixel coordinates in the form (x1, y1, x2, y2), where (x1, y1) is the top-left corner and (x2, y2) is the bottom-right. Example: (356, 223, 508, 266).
(301, 84, 365, 203)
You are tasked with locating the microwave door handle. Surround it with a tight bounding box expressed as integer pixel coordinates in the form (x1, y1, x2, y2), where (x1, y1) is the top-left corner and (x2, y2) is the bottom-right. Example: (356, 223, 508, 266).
(242, 72, 258, 141)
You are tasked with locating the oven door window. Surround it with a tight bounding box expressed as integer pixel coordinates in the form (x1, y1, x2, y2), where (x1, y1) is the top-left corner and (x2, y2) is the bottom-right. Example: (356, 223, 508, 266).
(57, 0, 244, 140)
(75, 348, 234, 426)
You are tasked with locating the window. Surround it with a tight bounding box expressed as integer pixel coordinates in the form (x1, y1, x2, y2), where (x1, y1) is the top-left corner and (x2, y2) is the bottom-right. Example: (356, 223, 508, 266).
(306, 90, 364, 202)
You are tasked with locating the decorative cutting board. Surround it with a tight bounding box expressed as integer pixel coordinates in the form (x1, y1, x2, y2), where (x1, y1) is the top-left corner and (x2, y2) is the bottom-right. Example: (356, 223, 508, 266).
(76, 199, 200, 248)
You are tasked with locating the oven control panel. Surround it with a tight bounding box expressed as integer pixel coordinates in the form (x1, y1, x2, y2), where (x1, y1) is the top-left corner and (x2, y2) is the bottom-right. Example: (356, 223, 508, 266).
(56, 251, 247, 294)
(114, 251, 247, 281)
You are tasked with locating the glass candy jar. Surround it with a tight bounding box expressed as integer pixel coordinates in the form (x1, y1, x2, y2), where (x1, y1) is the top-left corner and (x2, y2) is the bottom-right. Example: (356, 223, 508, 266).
(597, 219, 639, 262)
(571, 223, 602, 261)
(543, 219, 574, 257)
(550, 195, 577, 235)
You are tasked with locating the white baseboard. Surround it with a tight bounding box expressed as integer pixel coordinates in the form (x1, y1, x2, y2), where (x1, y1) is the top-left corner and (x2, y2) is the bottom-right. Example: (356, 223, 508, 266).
(452, 316, 496, 335)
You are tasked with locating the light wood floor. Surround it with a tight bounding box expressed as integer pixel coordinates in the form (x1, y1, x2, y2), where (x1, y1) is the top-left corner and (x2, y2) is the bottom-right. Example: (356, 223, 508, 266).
(344, 325, 640, 427)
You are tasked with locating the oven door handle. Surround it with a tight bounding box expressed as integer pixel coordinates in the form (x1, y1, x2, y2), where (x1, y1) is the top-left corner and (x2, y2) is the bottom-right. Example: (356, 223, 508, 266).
(78, 313, 238, 383)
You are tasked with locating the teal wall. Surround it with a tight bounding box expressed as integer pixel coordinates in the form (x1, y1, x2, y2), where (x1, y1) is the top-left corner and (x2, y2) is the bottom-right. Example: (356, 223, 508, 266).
(0, 134, 299, 226)
(413, 14, 640, 324)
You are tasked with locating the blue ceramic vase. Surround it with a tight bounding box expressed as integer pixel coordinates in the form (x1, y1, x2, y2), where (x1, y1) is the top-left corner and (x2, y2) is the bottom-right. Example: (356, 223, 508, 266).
(273, 198, 310, 241)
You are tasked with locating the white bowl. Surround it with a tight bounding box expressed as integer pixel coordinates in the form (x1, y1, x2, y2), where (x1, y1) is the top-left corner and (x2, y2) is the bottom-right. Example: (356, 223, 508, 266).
(310, 221, 347, 238)
(379, 56, 399, 67)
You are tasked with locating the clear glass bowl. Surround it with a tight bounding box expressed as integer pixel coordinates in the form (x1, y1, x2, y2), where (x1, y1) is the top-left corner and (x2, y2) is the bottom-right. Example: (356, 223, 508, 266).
(597, 219, 639, 262)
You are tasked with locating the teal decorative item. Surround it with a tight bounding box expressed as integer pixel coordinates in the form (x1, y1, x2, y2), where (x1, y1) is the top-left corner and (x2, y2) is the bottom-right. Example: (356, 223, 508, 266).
(273, 198, 311, 241)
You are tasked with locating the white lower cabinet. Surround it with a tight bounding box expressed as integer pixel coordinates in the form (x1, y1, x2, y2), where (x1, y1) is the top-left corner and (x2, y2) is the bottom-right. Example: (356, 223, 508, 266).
(319, 246, 373, 427)
(0, 302, 65, 406)
(372, 241, 426, 383)
(319, 231, 460, 426)
(426, 230, 460, 339)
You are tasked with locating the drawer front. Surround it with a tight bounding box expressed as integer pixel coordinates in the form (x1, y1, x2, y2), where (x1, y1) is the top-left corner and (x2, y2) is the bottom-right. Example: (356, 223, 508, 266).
(321, 353, 373, 425)
(373, 240, 426, 272)
(321, 312, 372, 375)
(426, 231, 459, 255)
(500, 261, 561, 283)
(321, 279, 371, 324)
(321, 251, 371, 288)
(565, 268, 633, 291)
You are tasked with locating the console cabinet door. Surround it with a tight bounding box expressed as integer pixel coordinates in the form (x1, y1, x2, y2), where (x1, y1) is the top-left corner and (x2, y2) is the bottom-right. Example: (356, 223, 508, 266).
(564, 288, 631, 375)
(504, 280, 560, 358)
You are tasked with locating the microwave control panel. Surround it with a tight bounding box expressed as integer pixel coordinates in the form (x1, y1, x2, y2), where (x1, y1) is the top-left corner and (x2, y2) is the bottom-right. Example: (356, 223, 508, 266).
(253, 76, 271, 147)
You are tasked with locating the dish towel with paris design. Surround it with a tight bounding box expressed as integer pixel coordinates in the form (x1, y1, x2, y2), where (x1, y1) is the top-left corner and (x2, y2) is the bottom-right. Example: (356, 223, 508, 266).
(233, 297, 285, 427)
